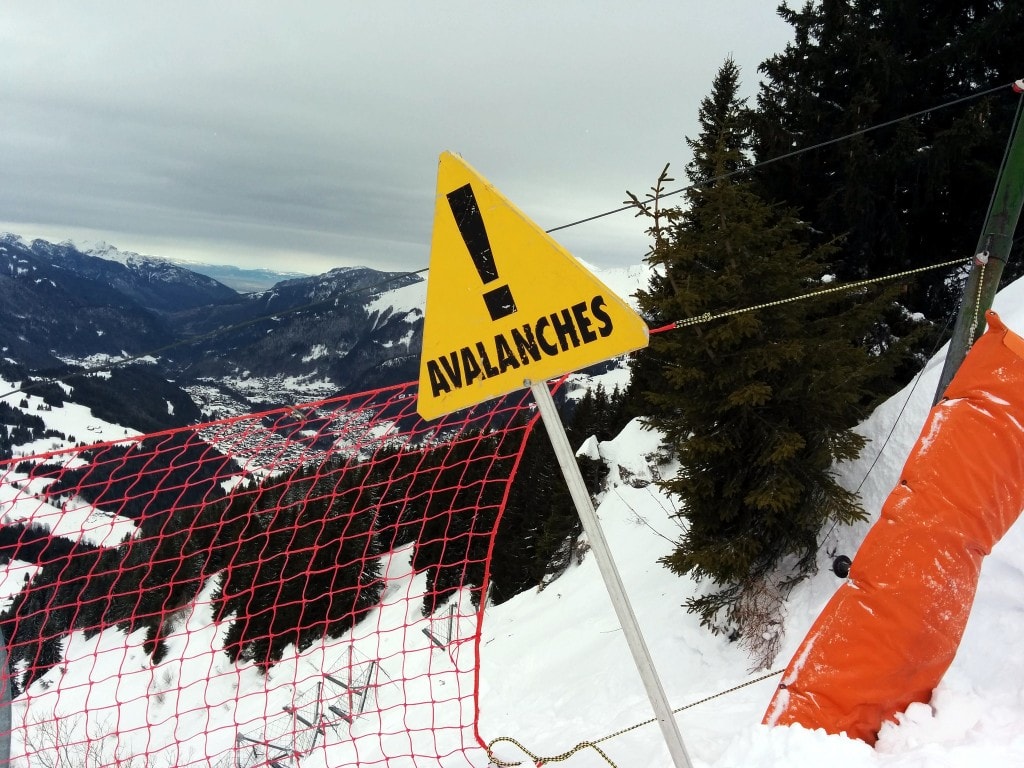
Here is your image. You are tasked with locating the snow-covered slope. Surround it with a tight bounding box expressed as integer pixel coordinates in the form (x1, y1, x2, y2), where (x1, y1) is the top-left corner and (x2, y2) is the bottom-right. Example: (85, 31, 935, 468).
(0, 375, 141, 456)
(478, 280, 1024, 767)
(6, 276, 1024, 766)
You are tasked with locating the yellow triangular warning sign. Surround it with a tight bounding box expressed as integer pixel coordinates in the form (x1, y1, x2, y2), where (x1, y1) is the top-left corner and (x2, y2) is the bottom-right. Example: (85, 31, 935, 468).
(417, 152, 649, 420)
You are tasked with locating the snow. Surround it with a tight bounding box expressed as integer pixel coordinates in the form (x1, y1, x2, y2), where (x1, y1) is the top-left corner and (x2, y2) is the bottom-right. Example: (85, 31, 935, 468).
(473, 279, 1024, 768)
(0, 481, 137, 549)
(301, 344, 329, 363)
(364, 279, 427, 319)
(4, 279, 1024, 765)
(53, 352, 160, 369)
(563, 357, 633, 402)
(576, 258, 651, 311)
(0, 561, 38, 613)
(379, 328, 416, 349)
(0, 375, 141, 456)
(76, 239, 145, 265)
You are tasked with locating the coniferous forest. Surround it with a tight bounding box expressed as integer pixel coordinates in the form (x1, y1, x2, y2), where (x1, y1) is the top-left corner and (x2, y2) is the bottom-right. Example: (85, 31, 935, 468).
(625, 0, 1023, 645)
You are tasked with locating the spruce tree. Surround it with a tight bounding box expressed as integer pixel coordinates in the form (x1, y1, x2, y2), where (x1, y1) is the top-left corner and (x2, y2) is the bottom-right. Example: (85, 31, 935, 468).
(632, 59, 894, 636)
(752, 0, 1024, 327)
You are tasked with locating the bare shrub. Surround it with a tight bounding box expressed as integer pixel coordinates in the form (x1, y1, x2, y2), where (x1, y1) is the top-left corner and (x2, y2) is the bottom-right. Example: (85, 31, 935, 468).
(20, 713, 181, 768)
(731, 575, 786, 671)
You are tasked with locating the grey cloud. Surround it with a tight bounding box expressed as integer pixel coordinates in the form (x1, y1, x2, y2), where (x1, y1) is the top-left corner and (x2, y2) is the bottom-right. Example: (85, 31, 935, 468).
(1, 2, 792, 274)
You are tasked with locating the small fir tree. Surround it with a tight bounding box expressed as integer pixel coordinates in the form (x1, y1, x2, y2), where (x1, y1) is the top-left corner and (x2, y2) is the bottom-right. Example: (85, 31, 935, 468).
(631, 59, 896, 638)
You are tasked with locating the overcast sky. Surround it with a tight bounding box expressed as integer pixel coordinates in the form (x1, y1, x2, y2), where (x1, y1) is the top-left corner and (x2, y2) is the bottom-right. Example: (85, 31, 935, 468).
(2, 2, 793, 276)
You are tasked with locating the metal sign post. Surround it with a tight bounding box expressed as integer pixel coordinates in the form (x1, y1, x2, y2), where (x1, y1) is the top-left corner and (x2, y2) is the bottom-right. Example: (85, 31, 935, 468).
(529, 379, 694, 768)
(934, 87, 1024, 402)
(0, 628, 8, 767)
(416, 151, 682, 761)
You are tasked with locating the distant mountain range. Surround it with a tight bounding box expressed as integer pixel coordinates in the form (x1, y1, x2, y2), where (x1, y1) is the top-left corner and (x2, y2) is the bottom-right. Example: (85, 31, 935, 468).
(77, 240, 309, 292)
(0, 233, 423, 439)
(0, 232, 647, 458)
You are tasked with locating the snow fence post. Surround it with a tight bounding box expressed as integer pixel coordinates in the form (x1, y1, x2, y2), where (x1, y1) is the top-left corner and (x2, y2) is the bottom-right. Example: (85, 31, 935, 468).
(528, 379, 694, 768)
(934, 85, 1024, 402)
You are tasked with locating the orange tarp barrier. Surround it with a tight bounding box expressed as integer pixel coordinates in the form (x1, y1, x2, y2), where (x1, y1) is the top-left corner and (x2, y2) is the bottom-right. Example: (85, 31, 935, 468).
(763, 310, 1024, 744)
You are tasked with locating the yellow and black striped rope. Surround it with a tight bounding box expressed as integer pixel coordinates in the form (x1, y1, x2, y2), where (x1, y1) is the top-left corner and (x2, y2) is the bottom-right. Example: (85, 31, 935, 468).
(650, 256, 971, 335)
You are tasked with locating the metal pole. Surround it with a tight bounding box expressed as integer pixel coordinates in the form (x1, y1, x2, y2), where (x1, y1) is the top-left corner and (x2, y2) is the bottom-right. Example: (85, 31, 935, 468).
(347, 645, 354, 717)
(934, 90, 1024, 402)
(528, 380, 695, 768)
(0, 628, 8, 767)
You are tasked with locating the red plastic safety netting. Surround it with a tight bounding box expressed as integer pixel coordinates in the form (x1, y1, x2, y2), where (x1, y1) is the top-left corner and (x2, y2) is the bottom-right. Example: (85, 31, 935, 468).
(0, 380, 539, 767)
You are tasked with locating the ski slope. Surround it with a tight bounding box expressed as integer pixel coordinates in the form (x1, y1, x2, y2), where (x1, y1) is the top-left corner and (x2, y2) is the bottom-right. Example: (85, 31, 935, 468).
(5, 280, 1024, 766)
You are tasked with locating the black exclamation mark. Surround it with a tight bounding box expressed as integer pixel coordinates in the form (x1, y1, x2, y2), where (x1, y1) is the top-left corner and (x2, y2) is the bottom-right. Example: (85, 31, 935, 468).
(446, 183, 518, 321)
